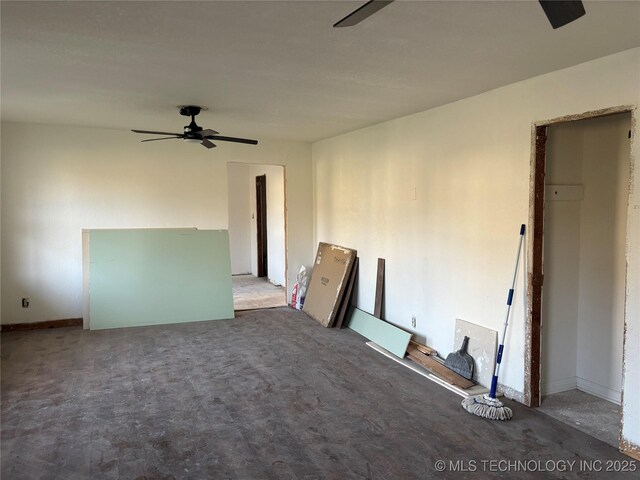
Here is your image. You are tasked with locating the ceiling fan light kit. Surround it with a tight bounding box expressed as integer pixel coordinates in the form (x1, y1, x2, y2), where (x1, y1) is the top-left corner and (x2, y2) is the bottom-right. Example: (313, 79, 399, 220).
(132, 105, 258, 150)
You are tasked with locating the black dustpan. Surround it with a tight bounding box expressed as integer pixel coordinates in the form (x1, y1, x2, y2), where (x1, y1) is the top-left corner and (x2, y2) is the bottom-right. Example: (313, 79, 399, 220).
(444, 336, 474, 380)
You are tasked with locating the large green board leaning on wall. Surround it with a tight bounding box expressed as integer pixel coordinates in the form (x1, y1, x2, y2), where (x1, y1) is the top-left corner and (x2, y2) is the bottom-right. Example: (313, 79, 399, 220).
(346, 307, 413, 358)
(88, 229, 234, 330)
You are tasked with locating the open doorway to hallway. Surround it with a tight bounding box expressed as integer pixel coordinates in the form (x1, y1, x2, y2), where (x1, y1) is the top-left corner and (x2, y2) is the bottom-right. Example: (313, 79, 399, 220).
(227, 163, 287, 310)
(534, 112, 631, 448)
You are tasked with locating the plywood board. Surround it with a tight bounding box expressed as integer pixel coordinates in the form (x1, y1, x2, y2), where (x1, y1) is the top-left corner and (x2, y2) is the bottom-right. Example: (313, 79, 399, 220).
(347, 307, 412, 358)
(366, 342, 491, 398)
(303, 243, 356, 327)
(454, 319, 498, 388)
(88, 229, 234, 330)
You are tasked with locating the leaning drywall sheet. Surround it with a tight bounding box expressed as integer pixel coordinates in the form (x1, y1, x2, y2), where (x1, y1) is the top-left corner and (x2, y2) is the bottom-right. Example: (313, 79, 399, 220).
(303, 242, 356, 327)
(347, 307, 412, 358)
(454, 319, 498, 388)
(82, 229, 91, 329)
(88, 229, 234, 330)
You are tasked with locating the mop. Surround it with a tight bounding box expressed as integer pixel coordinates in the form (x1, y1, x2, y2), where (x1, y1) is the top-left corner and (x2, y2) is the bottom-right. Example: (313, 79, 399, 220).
(461, 224, 526, 421)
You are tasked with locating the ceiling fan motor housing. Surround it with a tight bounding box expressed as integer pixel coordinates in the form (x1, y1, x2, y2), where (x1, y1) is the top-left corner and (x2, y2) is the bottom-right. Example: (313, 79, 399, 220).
(180, 105, 203, 136)
(179, 105, 201, 117)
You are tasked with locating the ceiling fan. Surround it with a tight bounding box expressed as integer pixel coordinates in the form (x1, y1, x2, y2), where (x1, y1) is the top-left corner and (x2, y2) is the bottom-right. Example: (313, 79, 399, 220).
(334, 0, 586, 30)
(132, 106, 258, 149)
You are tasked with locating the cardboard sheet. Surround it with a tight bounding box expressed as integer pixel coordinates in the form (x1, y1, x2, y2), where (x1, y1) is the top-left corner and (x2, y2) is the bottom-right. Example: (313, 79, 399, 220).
(303, 242, 356, 327)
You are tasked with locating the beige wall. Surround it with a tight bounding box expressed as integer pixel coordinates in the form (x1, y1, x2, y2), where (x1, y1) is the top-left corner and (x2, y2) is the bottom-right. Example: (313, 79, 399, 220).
(543, 113, 631, 405)
(0, 123, 313, 324)
(228, 163, 252, 274)
(312, 48, 640, 446)
(577, 114, 630, 402)
(541, 122, 583, 397)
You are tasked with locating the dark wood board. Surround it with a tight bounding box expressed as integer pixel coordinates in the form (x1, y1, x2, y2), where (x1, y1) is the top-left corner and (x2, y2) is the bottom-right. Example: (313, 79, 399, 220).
(334, 257, 359, 329)
(373, 258, 385, 319)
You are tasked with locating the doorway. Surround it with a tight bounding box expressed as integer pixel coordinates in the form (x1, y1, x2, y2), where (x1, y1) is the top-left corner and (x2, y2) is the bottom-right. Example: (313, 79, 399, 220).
(227, 163, 287, 311)
(528, 110, 632, 448)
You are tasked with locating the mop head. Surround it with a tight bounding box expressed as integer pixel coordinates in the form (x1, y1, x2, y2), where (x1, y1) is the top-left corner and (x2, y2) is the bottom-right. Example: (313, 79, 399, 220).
(461, 394, 513, 421)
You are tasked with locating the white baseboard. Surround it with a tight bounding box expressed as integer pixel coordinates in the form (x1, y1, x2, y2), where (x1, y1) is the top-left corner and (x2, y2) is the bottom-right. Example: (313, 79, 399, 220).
(577, 377, 621, 405)
(542, 377, 577, 396)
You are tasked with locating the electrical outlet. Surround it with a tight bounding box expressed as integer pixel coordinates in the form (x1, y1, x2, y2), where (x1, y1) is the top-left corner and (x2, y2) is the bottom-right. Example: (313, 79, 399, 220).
(22, 297, 30, 308)
(411, 316, 416, 328)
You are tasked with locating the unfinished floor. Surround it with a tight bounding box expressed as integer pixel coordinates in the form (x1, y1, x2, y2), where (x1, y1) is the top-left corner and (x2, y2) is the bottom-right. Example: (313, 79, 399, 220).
(538, 390, 621, 448)
(232, 274, 287, 311)
(1, 307, 634, 479)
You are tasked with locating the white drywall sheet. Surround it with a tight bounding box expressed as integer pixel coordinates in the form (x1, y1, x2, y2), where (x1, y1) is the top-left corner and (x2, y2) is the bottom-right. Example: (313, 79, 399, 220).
(454, 319, 498, 388)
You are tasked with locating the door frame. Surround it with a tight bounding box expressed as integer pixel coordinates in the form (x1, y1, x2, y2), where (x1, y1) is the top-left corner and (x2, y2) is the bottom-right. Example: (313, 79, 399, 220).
(256, 174, 268, 278)
(525, 106, 635, 453)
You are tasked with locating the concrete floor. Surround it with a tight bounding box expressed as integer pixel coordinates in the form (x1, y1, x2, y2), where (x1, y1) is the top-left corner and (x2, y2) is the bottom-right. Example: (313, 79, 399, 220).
(538, 390, 621, 448)
(1, 307, 635, 479)
(232, 274, 287, 311)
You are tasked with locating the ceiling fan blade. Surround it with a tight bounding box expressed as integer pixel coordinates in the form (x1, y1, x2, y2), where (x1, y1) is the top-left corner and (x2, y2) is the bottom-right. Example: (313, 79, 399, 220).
(333, 0, 394, 28)
(132, 129, 184, 136)
(538, 0, 585, 29)
(201, 138, 217, 149)
(209, 135, 258, 145)
(141, 136, 182, 142)
(198, 129, 219, 137)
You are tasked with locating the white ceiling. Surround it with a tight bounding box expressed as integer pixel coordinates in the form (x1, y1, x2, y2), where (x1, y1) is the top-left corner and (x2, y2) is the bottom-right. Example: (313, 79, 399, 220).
(2, 1, 639, 143)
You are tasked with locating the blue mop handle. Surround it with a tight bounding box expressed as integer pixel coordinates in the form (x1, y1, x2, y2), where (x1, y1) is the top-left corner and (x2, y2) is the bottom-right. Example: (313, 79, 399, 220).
(490, 224, 526, 399)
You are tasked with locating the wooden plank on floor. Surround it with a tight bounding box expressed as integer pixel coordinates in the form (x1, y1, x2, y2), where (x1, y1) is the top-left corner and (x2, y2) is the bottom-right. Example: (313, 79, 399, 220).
(373, 258, 385, 319)
(406, 346, 474, 389)
(409, 340, 437, 357)
(346, 307, 412, 358)
(334, 257, 359, 329)
(366, 342, 490, 398)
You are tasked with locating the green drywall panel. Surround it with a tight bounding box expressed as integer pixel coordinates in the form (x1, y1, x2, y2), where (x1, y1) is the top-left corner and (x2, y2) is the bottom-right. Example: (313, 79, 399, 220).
(347, 307, 412, 358)
(89, 229, 234, 330)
